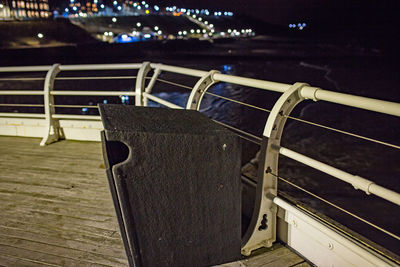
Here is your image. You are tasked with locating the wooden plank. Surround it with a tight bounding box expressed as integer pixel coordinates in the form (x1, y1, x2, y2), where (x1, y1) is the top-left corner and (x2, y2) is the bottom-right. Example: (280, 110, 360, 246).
(0, 136, 310, 267)
(219, 244, 310, 267)
(0, 136, 129, 267)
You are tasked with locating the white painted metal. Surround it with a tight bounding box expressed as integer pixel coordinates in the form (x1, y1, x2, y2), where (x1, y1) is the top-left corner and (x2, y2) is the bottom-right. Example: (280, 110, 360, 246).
(0, 91, 44, 95)
(51, 91, 136, 96)
(40, 64, 62, 146)
(213, 73, 289, 93)
(0, 117, 46, 138)
(1, 62, 400, 265)
(0, 113, 46, 118)
(301, 87, 400, 117)
(143, 68, 161, 106)
(59, 119, 103, 141)
(135, 62, 152, 106)
(242, 82, 308, 256)
(143, 92, 183, 109)
(279, 146, 400, 206)
(0, 65, 51, 72)
(150, 63, 208, 77)
(59, 63, 142, 71)
(52, 114, 101, 120)
(274, 197, 394, 267)
(186, 70, 220, 110)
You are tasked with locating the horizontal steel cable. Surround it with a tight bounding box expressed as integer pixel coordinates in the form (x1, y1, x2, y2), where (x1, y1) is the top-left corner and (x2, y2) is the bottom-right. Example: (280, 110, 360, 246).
(273, 172, 400, 241)
(283, 114, 400, 150)
(211, 119, 262, 145)
(0, 104, 44, 107)
(204, 91, 272, 113)
(55, 76, 137, 80)
(205, 90, 399, 150)
(155, 78, 193, 90)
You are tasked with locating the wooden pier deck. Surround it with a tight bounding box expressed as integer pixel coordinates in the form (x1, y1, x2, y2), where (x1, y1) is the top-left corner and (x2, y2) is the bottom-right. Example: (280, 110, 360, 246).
(0, 136, 310, 267)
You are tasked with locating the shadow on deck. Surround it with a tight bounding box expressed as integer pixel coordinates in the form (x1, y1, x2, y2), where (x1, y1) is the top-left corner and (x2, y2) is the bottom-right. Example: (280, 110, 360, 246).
(0, 136, 309, 267)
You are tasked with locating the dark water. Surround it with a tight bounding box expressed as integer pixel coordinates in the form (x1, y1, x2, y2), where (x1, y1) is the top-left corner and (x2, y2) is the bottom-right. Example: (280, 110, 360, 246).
(1, 40, 399, 259)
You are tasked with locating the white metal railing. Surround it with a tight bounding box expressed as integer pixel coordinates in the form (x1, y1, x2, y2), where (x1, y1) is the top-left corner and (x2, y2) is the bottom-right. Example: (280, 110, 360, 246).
(0, 62, 399, 264)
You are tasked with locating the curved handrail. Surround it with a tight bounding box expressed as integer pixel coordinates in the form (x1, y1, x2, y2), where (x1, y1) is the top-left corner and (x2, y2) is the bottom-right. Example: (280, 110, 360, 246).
(0, 61, 399, 260)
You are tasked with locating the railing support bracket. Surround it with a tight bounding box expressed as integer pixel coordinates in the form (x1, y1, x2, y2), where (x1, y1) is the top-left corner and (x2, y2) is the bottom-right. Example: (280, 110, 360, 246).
(40, 64, 62, 146)
(241, 82, 308, 255)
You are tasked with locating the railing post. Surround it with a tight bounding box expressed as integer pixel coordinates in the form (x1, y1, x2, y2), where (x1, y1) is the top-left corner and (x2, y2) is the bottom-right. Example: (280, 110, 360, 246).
(40, 64, 61, 146)
(143, 67, 161, 107)
(241, 82, 309, 255)
(135, 61, 152, 106)
(186, 70, 220, 110)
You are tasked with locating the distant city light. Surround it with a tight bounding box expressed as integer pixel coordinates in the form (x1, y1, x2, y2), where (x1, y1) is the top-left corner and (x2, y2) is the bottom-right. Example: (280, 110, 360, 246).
(113, 0, 117, 5)
(0, 4, 4, 8)
(117, 6, 122, 10)
(154, 26, 159, 30)
(37, 33, 44, 38)
(144, 33, 151, 38)
(137, 5, 141, 9)
(136, 22, 141, 27)
(154, 5, 159, 11)
(227, 29, 232, 33)
(157, 30, 162, 35)
(182, 30, 187, 35)
(196, 29, 200, 33)
(209, 24, 214, 28)
(93, 0, 98, 3)
(100, 4, 104, 8)
(112, 17, 117, 22)
(204, 21, 208, 25)
(198, 17, 202, 21)
(141, 1, 145, 5)
(65, 8, 69, 12)
(145, 4, 149, 8)
(202, 29, 206, 33)
(190, 29, 194, 33)
(82, 107, 88, 112)
(72, 6, 77, 11)
(178, 31, 182, 35)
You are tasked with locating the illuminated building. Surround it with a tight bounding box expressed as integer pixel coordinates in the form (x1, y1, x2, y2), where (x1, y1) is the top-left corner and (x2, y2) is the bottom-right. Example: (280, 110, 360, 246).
(0, 1, 12, 19)
(67, 0, 103, 16)
(2, 0, 50, 18)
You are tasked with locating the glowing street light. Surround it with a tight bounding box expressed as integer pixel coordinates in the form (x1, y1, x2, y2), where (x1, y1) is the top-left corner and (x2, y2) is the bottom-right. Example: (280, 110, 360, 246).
(136, 22, 141, 27)
(112, 17, 117, 22)
(37, 33, 44, 38)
